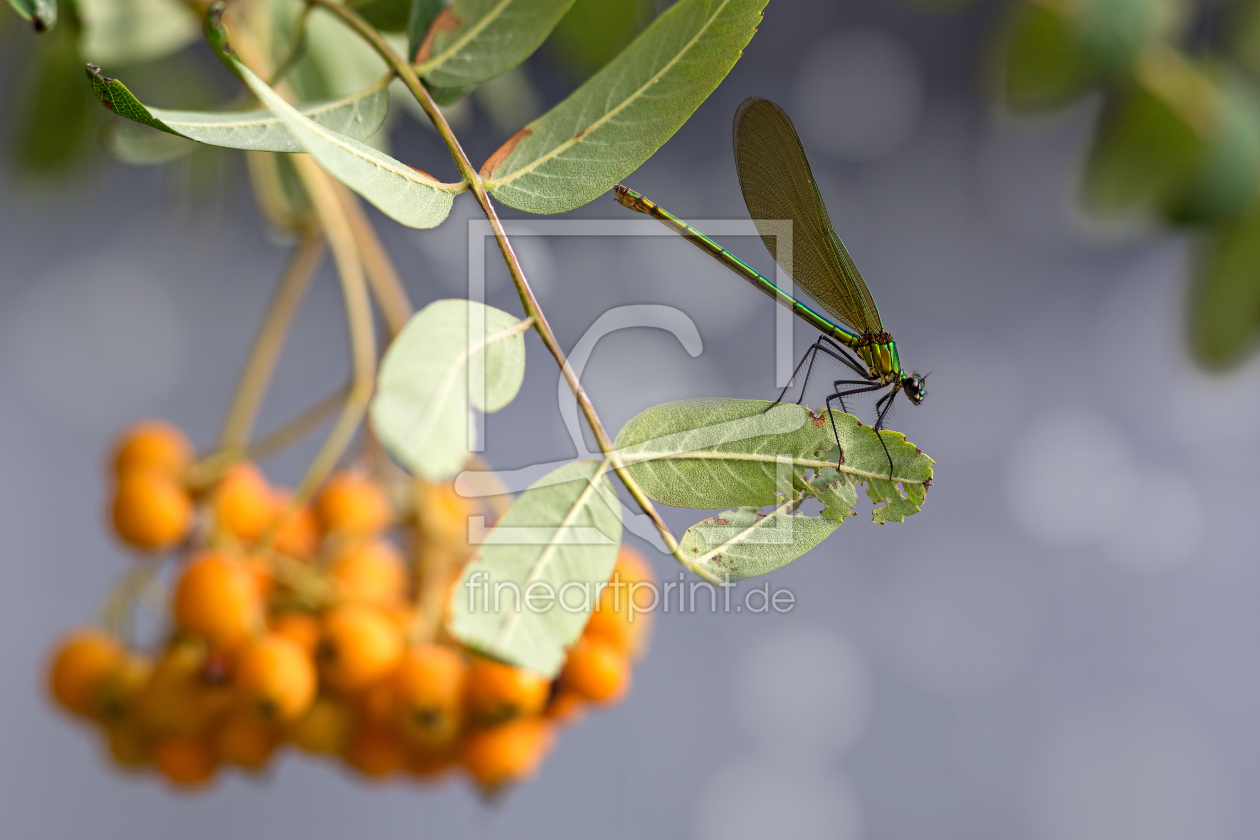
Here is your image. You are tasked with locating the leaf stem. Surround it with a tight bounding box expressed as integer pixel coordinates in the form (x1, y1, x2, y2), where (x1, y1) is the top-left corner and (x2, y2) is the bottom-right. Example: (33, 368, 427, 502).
(308, 0, 716, 581)
(217, 231, 325, 453)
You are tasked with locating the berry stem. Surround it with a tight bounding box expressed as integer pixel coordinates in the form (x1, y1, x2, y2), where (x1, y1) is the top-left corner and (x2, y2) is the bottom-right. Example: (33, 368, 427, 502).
(336, 184, 414, 338)
(289, 155, 378, 505)
(218, 231, 326, 454)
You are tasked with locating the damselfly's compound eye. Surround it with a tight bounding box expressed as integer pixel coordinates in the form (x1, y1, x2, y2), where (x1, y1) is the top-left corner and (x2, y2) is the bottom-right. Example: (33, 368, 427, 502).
(904, 374, 927, 404)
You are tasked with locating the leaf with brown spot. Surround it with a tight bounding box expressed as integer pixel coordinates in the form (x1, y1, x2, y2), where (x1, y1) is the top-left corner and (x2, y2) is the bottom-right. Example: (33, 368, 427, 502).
(482, 0, 768, 213)
(414, 0, 577, 88)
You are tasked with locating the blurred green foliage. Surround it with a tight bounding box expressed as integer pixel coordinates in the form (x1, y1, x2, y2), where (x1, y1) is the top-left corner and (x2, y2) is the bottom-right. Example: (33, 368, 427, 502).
(545, 0, 653, 78)
(998, 0, 1260, 369)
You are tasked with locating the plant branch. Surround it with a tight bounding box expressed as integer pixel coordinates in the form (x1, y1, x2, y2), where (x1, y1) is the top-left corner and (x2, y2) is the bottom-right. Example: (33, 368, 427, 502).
(335, 184, 414, 337)
(218, 231, 325, 452)
(305, 0, 716, 582)
(291, 154, 378, 503)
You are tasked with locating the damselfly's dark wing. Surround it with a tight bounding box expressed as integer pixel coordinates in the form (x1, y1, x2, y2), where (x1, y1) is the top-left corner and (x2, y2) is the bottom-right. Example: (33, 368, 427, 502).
(732, 96, 883, 336)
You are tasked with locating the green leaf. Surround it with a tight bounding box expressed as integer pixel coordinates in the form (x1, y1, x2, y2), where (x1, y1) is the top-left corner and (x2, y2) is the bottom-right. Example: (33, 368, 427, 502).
(78, 0, 198, 66)
(545, 0, 653, 77)
(448, 460, 623, 676)
(1163, 74, 1260, 225)
(406, 0, 443, 60)
(481, 0, 767, 214)
(14, 22, 95, 174)
(815, 412, 935, 524)
(1188, 200, 1260, 369)
(87, 66, 391, 152)
(999, 0, 1176, 111)
(205, 8, 464, 228)
(7, 0, 56, 31)
(372, 299, 529, 481)
(1082, 49, 1208, 215)
(1000, 2, 1095, 110)
(352, 0, 411, 33)
(679, 506, 840, 581)
(613, 399, 934, 523)
(414, 0, 576, 87)
(102, 121, 197, 164)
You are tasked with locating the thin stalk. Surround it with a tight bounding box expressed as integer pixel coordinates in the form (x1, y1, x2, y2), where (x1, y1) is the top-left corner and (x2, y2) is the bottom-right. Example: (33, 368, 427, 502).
(306, 0, 718, 582)
(218, 232, 326, 451)
(336, 184, 414, 337)
(291, 154, 378, 503)
(247, 383, 351, 461)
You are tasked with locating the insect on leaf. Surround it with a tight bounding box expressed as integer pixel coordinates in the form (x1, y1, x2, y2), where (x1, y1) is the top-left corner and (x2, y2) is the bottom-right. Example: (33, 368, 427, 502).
(614, 399, 934, 523)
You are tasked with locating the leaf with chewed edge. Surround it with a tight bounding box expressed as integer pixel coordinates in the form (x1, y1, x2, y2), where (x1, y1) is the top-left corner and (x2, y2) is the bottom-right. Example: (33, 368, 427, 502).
(87, 65, 391, 152)
(448, 460, 623, 676)
(614, 399, 933, 523)
(481, 0, 767, 214)
(204, 5, 464, 228)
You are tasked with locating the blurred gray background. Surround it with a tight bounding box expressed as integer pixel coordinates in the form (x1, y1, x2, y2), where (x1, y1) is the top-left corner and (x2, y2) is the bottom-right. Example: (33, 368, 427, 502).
(5, 0, 1260, 838)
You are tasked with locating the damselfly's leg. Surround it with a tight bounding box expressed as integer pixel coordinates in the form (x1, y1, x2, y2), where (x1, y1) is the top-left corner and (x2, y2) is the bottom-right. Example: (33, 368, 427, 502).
(871, 386, 900, 479)
(823, 382, 887, 463)
(770, 337, 871, 412)
(830, 379, 876, 415)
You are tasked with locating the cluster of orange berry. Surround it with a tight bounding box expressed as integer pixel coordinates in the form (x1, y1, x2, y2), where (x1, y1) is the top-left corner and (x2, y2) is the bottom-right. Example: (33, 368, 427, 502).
(46, 420, 654, 791)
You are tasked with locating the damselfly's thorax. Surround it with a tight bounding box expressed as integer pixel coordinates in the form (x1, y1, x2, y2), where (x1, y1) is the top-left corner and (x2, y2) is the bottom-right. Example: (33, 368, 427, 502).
(855, 332, 902, 382)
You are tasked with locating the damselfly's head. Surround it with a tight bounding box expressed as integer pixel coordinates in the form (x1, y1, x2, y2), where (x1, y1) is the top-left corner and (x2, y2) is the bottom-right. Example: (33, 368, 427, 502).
(902, 373, 928, 405)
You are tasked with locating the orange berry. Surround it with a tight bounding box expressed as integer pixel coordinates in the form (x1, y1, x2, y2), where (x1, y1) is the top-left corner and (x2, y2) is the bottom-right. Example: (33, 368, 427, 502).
(213, 462, 277, 544)
(544, 689, 587, 727)
(393, 645, 468, 748)
(417, 481, 478, 550)
(47, 629, 124, 716)
(215, 710, 281, 770)
(356, 677, 397, 727)
(94, 653, 152, 723)
(105, 722, 151, 768)
(138, 642, 233, 735)
(235, 635, 316, 721)
(154, 735, 218, 788)
(344, 723, 408, 778)
(328, 540, 408, 606)
(316, 604, 403, 693)
(287, 696, 354, 754)
(314, 471, 391, 536)
(406, 744, 458, 780)
(269, 612, 320, 656)
(245, 555, 275, 600)
(465, 658, 549, 725)
(172, 551, 262, 649)
(112, 420, 192, 478)
(111, 469, 192, 552)
(585, 546, 655, 658)
(462, 717, 555, 790)
(560, 637, 630, 705)
(271, 495, 320, 558)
